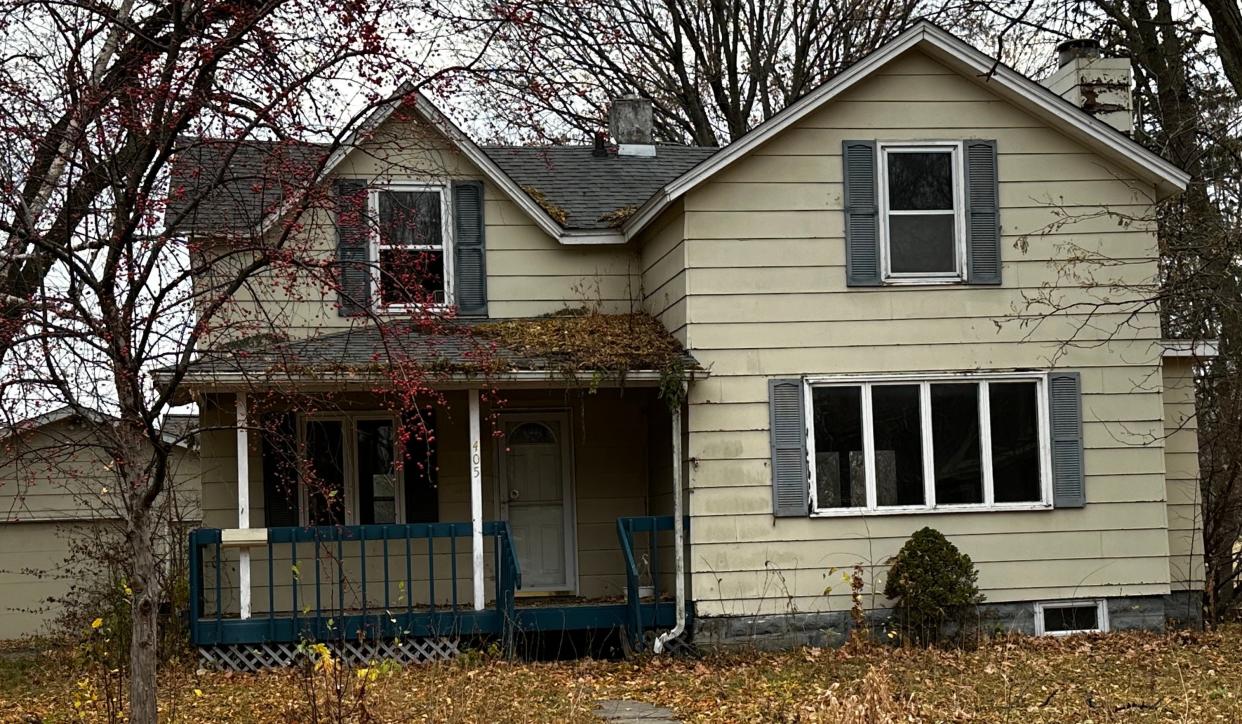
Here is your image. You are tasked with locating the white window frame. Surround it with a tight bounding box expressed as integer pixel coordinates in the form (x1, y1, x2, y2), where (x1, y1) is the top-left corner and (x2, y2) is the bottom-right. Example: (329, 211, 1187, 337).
(298, 413, 405, 526)
(368, 182, 453, 311)
(877, 141, 967, 284)
(804, 371, 1054, 517)
(1034, 599, 1109, 636)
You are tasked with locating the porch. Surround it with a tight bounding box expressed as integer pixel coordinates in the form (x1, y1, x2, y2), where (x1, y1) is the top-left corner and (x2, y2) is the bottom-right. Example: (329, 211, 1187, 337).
(188, 384, 690, 660)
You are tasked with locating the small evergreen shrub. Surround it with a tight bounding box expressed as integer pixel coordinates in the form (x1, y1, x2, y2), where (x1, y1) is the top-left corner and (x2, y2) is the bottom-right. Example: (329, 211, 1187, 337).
(883, 527, 984, 644)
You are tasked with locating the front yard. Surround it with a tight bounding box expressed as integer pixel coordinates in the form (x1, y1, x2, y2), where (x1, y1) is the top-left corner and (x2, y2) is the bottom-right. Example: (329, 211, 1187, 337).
(2, 626, 1240, 722)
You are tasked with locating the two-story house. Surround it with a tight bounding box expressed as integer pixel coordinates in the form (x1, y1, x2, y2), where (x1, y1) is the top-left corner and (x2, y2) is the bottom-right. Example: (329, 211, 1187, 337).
(165, 21, 1206, 668)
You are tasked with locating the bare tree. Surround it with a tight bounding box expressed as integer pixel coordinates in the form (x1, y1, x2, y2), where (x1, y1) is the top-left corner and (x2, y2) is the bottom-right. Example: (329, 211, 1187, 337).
(459, 0, 960, 145)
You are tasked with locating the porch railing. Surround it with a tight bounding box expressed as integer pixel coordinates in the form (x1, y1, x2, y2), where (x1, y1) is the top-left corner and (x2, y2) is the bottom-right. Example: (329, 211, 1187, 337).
(188, 522, 520, 646)
(617, 515, 688, 650)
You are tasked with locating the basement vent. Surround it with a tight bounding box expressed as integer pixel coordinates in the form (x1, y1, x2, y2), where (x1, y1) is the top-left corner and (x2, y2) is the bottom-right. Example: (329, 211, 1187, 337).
(1034, 599, 1109, 636)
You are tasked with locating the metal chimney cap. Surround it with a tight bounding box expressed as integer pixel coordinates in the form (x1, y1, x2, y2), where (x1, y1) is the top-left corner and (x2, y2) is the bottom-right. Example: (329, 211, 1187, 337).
(1057, 38, 1102, 67)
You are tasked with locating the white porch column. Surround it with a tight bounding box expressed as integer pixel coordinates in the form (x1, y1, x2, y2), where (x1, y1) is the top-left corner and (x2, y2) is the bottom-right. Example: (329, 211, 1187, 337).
(236, 391, 252, 619)
(469, 388, 485, 611)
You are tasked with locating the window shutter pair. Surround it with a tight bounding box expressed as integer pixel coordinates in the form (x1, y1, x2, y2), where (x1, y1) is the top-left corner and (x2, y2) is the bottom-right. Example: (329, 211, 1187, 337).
(767, 373, 1086, 515)
(332, 179, 488, 317)
(841, 139, 1001, 286)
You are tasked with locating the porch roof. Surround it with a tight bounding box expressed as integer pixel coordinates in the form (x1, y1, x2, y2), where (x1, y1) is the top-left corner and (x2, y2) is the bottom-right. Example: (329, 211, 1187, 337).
(156, 313, 701, 392)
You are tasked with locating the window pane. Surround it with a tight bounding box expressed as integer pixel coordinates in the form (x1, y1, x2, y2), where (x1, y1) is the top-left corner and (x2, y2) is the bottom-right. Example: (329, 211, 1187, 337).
(871, 385, 924, 506)
(378, 190, 442, 247)
(403, 407, 439, 524)
(990, 382, 1043, 503)
(306, 420, 345, 526)
(888, 215, 956, 274)
(812, 386, 865, 509)
(379, 248, 444, 306)
(1043, 604, 1100, 633)
(886, 152, 953, 210)
(357, 420, 397, 525)
(931, 383, 983, 504)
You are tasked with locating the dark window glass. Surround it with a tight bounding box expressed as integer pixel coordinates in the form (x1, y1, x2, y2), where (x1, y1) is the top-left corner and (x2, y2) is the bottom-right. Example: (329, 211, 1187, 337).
(931, 383, 983, 504)
(811, 386, 865, 509)
(261, 412, 299, 527)
(378, 248, 444, 306)
(871, 385, 924, 506)
(378, 190, 442, 247)
(888, 215, 956, 274)
(357, 420, 397, 525)
(1043, 604, 1100, 633)
(886, 152, 953, 210)
(305, 420, 346, 526)
(403, 407, 439, 524)
(990, 382, 1043, 503)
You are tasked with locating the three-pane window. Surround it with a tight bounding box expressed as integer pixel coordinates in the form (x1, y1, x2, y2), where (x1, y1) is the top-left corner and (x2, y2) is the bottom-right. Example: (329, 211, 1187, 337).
(372, 187, 450, 307)
(807, 374, 1050, 514)
(880, 143, 964, 281)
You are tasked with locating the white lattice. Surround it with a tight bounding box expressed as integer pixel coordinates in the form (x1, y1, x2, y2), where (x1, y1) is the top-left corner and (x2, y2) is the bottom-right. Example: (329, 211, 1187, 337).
(198, 638, 460, 672)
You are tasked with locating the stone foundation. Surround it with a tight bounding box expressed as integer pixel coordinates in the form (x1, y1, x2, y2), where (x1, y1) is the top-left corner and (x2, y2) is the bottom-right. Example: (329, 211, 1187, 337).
(692, 593, 1201, 650)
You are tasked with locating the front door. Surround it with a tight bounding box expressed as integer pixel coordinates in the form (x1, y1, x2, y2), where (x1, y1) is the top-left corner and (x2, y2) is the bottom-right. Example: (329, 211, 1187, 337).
(498, 412, 575, 593)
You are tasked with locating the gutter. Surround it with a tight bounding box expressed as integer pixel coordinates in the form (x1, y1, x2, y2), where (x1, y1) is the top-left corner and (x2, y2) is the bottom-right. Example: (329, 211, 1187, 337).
(654, 382, 687, 653)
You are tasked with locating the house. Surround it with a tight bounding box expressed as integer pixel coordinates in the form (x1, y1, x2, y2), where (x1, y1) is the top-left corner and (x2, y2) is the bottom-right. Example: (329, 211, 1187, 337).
(0, 407, 201, 639)
(163, 21, 1206, 667)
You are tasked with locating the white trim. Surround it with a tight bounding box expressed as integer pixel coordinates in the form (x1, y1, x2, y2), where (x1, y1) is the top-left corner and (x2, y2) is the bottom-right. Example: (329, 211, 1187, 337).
(236, 392, 251, 619)
(559, 230, 628, 245)
(1034, 599, 1109, 636)
(468, 389, 485, 611)
(495, 409, 578, 595)
(367, 182, 454, 311)
(877, 142, 966, 283)
(622, 21, 1189, 241)
(1160, 339, 1220, 358)
(805, 370, 1053, 517)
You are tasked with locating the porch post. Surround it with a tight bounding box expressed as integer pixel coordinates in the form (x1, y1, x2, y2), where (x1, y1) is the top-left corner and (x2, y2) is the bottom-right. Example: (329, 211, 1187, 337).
(236, 391, 251, 619)
(469, 388, 485, 611)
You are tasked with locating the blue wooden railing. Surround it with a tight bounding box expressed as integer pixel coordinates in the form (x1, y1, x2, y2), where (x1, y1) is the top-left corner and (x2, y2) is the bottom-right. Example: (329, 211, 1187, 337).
(616, 515, 688, 650)
(188, 522, 520, 646)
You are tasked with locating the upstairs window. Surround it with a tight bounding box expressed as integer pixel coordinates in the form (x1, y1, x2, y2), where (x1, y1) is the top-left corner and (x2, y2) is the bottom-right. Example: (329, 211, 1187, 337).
(879, 143, 964, 282)
(807, 373, 1051, 515)
(372, 186, 451, 308)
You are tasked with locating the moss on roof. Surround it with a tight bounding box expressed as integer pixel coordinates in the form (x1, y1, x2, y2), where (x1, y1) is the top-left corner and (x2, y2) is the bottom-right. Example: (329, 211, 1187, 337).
(475, 309, 690, 374)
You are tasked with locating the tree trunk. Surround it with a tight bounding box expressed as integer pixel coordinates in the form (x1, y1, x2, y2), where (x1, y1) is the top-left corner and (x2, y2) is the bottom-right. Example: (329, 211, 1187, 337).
(128, 505, 160, 723)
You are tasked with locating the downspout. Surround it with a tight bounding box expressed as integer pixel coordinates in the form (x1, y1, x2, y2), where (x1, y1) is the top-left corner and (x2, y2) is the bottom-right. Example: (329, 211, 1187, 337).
(654, 384, 686, 653)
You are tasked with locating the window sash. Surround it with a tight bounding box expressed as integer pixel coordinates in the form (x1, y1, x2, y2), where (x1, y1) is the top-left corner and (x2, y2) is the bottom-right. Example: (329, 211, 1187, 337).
(804, 372, 1053, 516)
(877, 142, 965, 281)
(369, 183, 453, 309)
(297, 413, 406, 526)
(1034, 599, 1109, 636)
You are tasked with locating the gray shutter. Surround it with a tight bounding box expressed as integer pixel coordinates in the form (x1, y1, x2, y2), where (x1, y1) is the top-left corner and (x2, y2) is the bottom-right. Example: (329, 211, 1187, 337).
(964, 139, 1001, 285)
(769, 378, 809, 517)
(452, 180, 488, 317)
(842, 140, 880, 286)
(334, 179, 370, 316)
(1049, 371, 1085, 508)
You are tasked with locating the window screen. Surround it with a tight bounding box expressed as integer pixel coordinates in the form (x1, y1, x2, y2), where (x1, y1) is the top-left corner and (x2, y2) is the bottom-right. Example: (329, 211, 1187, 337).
(811, 386, 865, 509)
(871, 385, 924, 506)
(990, 382, 1043, 503)
(930, 383, 983, 504)
(1042, 603, 1102, 633)
(884, 149, 958, 276)
(376, 190, 445, 306)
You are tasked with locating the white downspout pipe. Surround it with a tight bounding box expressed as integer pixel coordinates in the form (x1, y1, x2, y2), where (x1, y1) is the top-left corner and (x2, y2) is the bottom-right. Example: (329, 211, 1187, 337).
(654, 388, 686, 653)
(236, 392, 251, 619)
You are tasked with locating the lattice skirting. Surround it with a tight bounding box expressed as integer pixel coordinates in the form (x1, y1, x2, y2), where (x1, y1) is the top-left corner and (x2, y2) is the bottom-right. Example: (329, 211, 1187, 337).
(197, 637, 461, 672)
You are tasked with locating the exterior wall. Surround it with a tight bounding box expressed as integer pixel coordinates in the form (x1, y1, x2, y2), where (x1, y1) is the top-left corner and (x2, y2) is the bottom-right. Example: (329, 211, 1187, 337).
(640, 202, 689, 346)
(0, 419, 201, 638)
(1163, 358, 1205, 594)
(197, 388, 662, 611)
(199, 118, 642, 345)
(675, 48, 1172, 619)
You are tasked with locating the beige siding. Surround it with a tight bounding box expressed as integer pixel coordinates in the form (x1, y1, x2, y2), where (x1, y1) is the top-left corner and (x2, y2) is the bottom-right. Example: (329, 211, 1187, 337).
(670, 48, 1172, 617)
(198, 388, 662, 609)
(1163, 358, 1205, 591)
(199, 118, 643, 346)
(0, 420, 201, 638)
(640, 202, 689, 345)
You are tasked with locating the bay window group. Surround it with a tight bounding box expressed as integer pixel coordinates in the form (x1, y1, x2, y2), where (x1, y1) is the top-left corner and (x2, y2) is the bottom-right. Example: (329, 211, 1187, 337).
(807, 373, 1051, 514)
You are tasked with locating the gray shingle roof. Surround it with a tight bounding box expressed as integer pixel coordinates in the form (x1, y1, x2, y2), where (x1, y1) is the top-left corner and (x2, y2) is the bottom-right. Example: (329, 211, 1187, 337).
(483, 145, 717, 230)
(165, 140, 717, 234)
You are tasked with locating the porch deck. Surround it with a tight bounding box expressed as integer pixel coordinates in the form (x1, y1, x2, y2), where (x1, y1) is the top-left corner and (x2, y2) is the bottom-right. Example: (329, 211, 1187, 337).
(188, 516, 685, 650)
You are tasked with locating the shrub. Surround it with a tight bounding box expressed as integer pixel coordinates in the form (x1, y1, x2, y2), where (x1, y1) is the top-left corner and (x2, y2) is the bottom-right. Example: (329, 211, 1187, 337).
(883, 527, 983, 644)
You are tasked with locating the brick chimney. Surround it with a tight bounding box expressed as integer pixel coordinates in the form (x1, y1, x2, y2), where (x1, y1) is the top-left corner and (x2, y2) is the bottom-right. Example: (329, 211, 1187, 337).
(1040, 39, 1133, 135)
(608, 96, 655, 157)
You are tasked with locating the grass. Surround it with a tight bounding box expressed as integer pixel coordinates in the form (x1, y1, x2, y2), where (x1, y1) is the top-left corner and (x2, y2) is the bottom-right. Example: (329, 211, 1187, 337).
(1, 626, 1240, 722)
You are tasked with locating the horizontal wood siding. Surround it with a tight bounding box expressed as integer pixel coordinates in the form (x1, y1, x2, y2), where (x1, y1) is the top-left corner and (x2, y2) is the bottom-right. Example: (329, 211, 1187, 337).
(640, 202, 689, 345)
(1163, 358, 1205, 592)
(675, 48, 1172, 616)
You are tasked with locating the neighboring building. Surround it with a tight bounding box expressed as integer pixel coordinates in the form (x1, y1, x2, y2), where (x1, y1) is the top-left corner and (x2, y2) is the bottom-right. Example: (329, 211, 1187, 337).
(0, 408, 201, 639)
(164, 22, 1207, 666)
